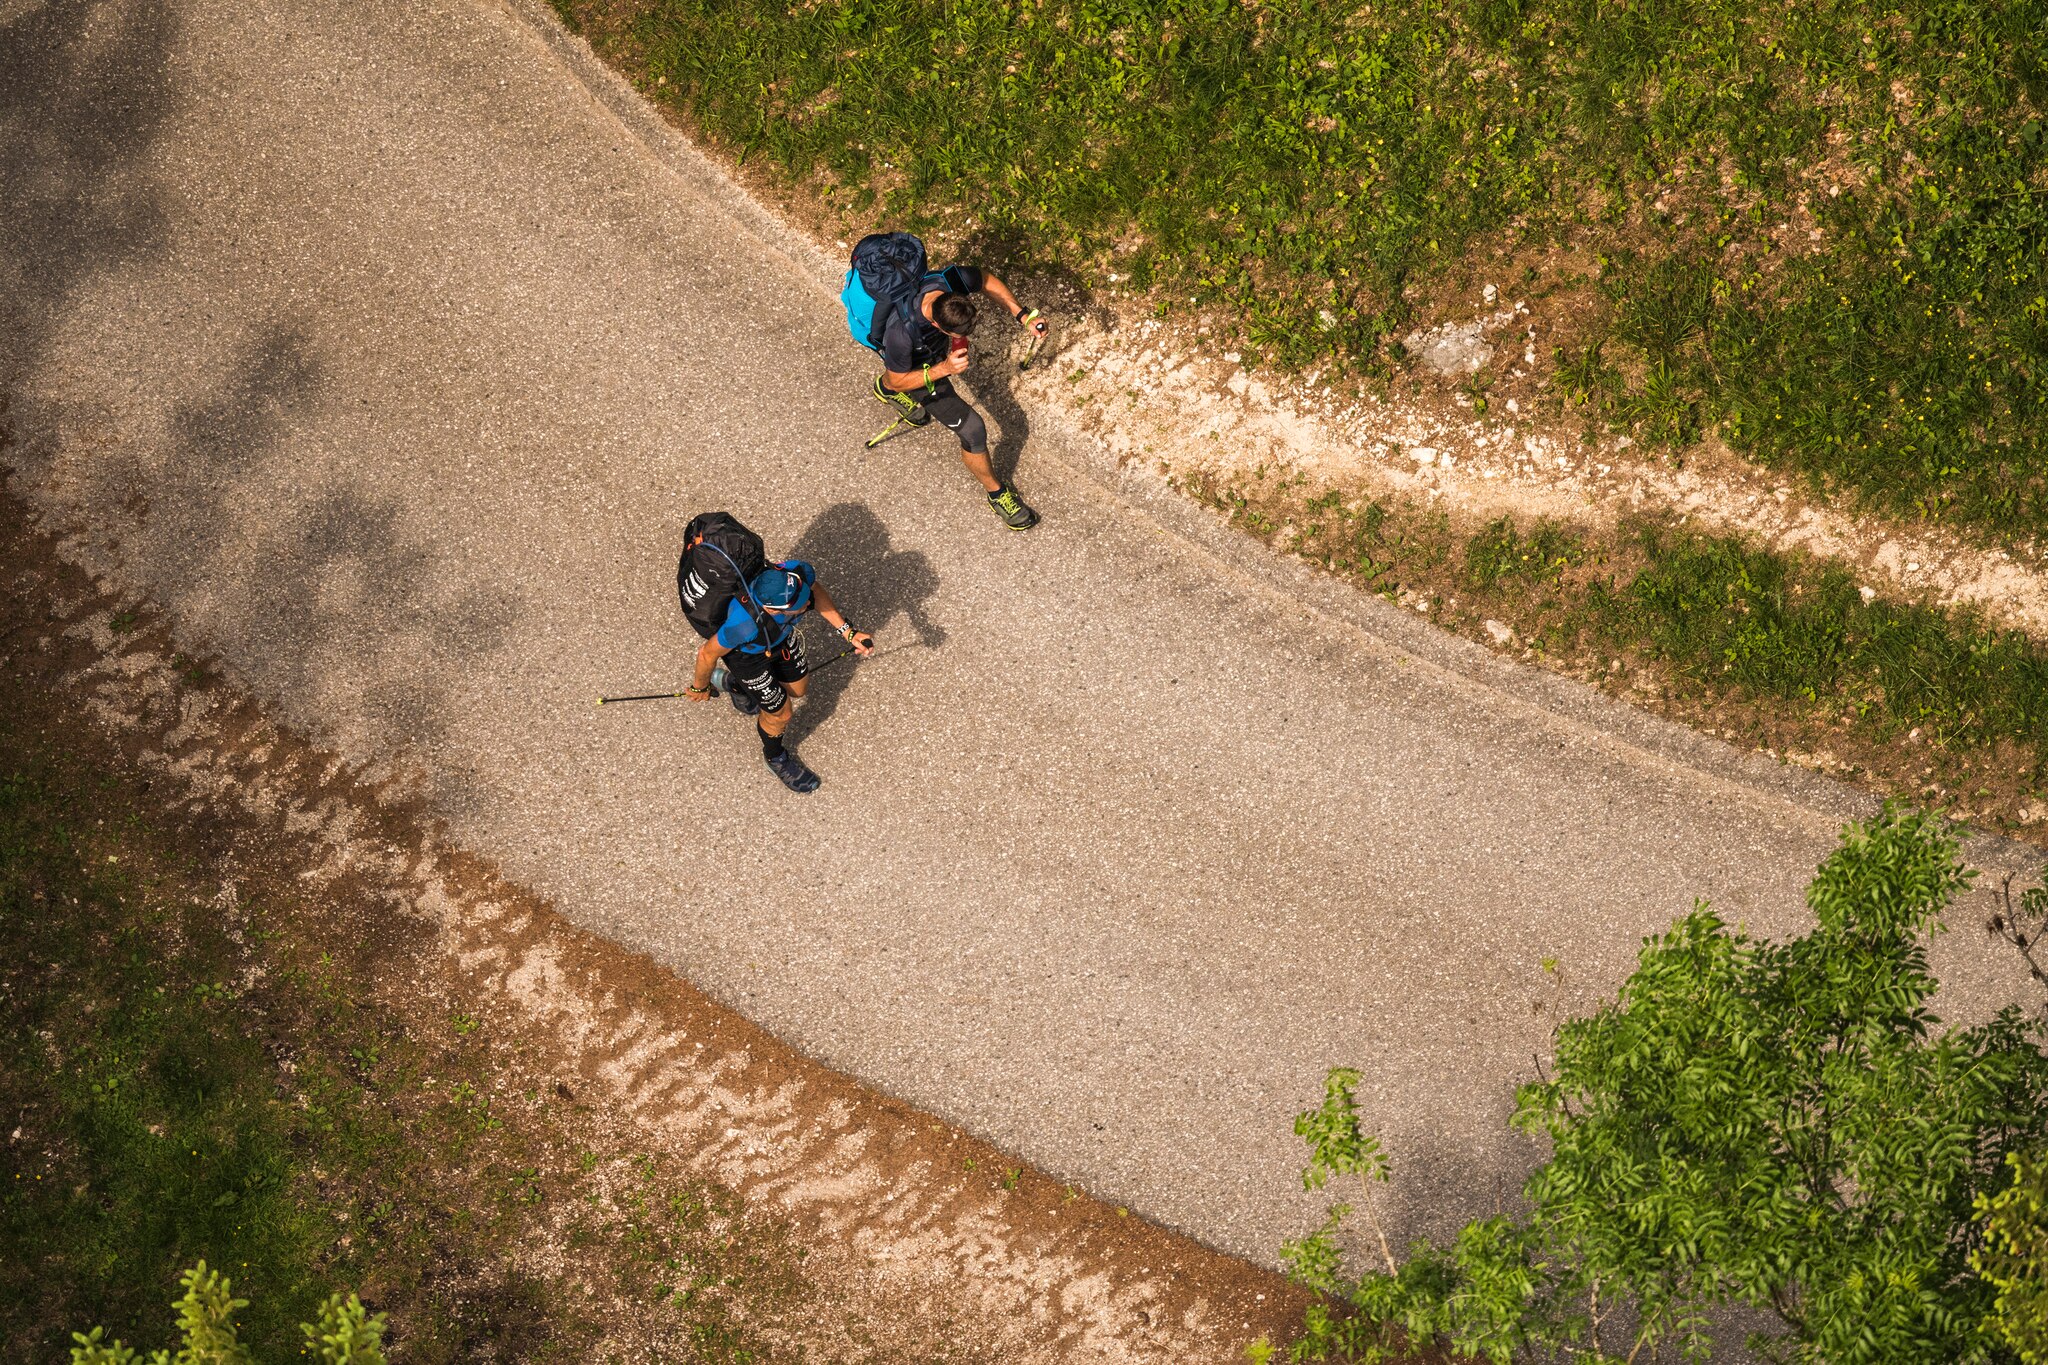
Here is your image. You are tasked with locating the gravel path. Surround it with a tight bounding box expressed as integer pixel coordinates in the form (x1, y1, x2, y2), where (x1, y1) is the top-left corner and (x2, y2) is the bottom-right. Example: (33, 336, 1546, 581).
(4, 0, 2037, 1266)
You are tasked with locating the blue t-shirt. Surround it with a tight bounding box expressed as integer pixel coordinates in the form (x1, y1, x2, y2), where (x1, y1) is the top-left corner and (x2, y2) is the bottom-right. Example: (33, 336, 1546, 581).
(714, 560, 813, 652)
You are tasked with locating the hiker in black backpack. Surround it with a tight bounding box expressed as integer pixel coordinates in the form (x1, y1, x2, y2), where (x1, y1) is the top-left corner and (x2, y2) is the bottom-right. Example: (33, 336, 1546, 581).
(677, 515, 872, 793)
(842, 232, 1048, 531)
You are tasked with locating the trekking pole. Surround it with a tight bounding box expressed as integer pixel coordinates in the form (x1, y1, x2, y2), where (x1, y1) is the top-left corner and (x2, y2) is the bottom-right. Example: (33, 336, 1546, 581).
(597, 688, 692, 706)
(1017, 310, 1050, 372)
(865, 415, 917, 449)
(597, 643, 862, 706)
(805, 643, 860, 675)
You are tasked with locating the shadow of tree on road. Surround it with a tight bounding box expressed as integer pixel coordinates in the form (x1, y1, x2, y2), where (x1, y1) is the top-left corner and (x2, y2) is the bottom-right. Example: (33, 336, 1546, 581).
(1, 5, 521, 804)
(784, 502, 941, 748)
(0, 0, 175, 393)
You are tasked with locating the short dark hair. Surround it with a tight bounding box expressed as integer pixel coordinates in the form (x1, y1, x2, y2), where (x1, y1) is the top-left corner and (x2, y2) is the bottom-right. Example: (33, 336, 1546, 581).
(933, 293, 978, 334)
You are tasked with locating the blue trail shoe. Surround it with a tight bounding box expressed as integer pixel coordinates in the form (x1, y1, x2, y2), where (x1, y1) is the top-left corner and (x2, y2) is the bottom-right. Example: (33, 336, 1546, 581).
(765, 749, 820, 793)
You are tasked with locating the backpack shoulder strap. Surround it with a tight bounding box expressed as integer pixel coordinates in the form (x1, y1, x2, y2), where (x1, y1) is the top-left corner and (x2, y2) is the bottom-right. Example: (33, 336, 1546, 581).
(701, 542, 770, 642)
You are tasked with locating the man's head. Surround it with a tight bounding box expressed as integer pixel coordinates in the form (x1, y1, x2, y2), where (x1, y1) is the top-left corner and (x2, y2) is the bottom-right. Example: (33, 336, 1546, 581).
(748, 562, 813, 616)
(932, 292, 978, 336)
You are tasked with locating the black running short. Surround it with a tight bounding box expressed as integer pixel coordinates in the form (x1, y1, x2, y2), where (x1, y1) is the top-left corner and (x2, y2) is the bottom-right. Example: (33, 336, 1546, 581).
(724, 639, 809, 714)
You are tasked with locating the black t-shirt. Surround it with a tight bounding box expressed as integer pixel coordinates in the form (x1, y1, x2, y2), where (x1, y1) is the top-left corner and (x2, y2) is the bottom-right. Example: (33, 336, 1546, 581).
(879, 264, 985, 372)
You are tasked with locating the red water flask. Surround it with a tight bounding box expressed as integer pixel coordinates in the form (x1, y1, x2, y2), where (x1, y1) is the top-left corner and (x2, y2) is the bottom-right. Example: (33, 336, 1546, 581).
(949, 333, 969, 367)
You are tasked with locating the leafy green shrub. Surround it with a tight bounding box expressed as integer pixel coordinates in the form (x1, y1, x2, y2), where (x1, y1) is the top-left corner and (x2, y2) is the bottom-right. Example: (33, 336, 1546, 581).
(69, 1262, 385, 1365)
(1976, 1150, 2048, 1363)
(1278, 807, 2048, 1364)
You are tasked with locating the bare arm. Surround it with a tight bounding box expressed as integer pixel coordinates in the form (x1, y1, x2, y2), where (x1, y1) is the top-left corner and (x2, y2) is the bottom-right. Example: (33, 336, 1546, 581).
(977, 272, 1045, 332)
(882, 359, 962, 392)
(810, 583, 873, 654)
(685, 635, 730, 699)
(978, 271, 1024, 319)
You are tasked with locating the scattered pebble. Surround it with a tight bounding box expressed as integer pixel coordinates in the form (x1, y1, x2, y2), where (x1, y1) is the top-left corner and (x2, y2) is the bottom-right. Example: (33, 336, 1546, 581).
(1484, 620, 1513, 645)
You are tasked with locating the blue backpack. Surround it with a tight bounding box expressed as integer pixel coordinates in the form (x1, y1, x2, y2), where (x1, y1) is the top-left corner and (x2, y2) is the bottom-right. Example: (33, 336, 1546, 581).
(842, 232, 945, 354)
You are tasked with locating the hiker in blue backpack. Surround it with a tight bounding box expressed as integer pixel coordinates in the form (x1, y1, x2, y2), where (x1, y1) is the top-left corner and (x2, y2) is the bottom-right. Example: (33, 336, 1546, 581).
(683, 559, 872, 793)
(842, 232, 1049, 531)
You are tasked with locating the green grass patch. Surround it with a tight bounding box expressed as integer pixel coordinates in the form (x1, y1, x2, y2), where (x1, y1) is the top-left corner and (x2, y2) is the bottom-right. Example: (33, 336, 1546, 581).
(1186, 466, 2048, 823)
(573, 0, 2047, 542)
(0, 770, 334, 1356)
(1613, 525, 2048, 756)
(0, 743, 811, 1361)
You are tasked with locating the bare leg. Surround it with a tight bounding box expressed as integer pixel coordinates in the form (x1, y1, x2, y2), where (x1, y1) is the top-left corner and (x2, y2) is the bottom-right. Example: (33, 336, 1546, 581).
(961, 448, 1002, 493)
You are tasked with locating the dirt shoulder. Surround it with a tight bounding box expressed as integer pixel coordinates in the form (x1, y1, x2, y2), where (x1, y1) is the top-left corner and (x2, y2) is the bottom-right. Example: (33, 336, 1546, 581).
(0, 484, 1301, 1361)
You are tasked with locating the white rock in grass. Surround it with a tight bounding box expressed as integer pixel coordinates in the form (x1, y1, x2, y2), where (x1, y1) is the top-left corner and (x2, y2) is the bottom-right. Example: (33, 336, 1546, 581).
(1484, 619, 1513, 645)
(1402, 320, 1495, 376)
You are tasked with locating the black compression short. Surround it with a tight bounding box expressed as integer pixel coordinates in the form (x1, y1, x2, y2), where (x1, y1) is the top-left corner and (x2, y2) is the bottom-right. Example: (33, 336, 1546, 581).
(723, 639, 809, 714)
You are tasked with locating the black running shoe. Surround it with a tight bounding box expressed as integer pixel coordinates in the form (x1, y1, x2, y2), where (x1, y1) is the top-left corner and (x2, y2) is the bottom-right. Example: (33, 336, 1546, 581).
(765, 749, 820, 793)
(987, 484, 1040, 530)
(872, 376, 931, 426)
(728, 684, 760, 717)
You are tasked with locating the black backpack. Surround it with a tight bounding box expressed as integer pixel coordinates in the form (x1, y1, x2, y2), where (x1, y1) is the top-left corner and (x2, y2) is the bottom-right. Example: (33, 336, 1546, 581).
(843, 231, 938, 354)
(676, 512, 766, 639)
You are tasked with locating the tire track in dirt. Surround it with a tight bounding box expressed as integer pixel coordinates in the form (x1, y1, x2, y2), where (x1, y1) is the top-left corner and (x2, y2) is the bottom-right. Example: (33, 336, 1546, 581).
(1, 486, 1302, 1363)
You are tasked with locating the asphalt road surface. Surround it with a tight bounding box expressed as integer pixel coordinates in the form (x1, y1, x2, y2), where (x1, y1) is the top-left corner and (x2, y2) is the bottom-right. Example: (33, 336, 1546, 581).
(5, 0, 2038, 1265)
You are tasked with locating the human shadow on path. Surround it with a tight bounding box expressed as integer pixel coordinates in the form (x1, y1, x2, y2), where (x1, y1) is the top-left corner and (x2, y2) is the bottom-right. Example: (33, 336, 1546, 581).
(946, 234, 1109, 489)
(784, 503, 943, 748)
